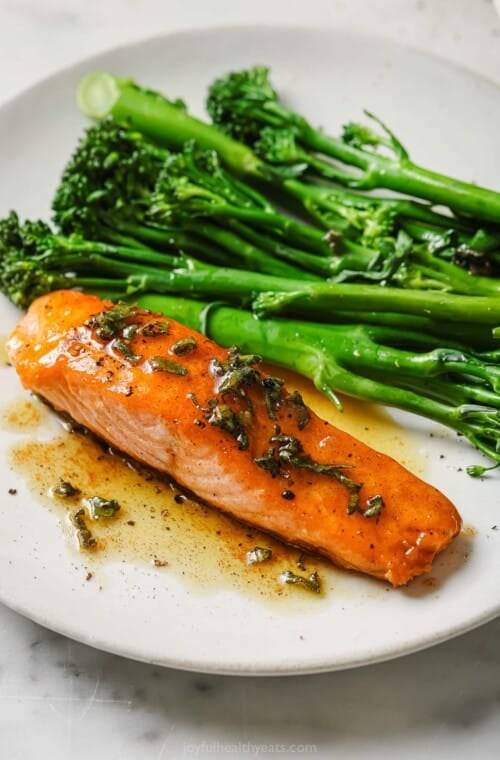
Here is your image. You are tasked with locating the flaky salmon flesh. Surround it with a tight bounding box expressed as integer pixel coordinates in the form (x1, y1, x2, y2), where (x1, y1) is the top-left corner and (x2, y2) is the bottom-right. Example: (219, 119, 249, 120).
(7, 290, 462, 586)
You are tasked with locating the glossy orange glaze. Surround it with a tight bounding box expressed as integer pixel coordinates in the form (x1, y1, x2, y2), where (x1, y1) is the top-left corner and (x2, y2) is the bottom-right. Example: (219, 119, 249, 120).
(7, 290, 462, 586)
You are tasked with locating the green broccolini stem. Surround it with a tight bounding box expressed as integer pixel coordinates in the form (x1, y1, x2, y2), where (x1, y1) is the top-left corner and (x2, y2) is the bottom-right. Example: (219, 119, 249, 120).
(170, 218, 313, 278)
(76, 71, 458, 235)
(250, 280, 500, 326)
(77, 72, 263, 179)
(80, 216, 236, 267)
(205, 64, 500, 223)
(223, 218, 336, 277)
(127, 260, 500, 328)
(77, 71, 500, 296)
(299, 125, 500, 223)
(329, 311, 497, 349)
(3, 216, 500, 332)
(396, 250, 500, 297)
(280, 179, 473, 236)
(168, 200, 332, 253)
(77, 72, 500, 287)
(61, 88, 336, 278)
(122, 220, 213, 254)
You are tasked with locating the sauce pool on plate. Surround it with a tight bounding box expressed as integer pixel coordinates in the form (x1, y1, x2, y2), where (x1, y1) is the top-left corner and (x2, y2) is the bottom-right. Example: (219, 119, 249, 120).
(1, 379, 423, 602)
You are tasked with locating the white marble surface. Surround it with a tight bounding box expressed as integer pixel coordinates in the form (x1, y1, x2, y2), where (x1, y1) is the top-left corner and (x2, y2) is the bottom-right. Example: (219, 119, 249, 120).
(1, 1, 500, 758)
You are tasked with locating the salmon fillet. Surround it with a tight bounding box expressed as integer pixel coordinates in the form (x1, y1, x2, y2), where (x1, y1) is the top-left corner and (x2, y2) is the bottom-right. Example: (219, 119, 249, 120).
(7, 290, 461, 586)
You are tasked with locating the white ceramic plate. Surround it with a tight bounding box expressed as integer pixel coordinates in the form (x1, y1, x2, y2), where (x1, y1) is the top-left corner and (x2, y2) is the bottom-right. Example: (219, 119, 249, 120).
(1, 26, 499, 675)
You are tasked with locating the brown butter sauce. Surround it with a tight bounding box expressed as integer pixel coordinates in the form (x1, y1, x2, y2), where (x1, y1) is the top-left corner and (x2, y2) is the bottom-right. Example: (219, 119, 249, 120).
(2, 368, 423, 603)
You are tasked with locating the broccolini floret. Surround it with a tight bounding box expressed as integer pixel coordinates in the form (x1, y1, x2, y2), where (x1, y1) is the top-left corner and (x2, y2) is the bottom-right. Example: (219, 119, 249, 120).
(207, 65, 500, 223)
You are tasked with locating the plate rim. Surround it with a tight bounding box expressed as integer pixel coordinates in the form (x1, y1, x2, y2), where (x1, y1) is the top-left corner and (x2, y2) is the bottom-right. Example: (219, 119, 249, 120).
(2, 22, 500, 113)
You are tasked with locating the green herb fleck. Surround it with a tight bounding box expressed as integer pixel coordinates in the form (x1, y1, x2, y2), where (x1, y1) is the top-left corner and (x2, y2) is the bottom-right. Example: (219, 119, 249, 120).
(188, 393, 217, 412)
(255, 428, 363, 513)
(283, 390, 310, 430)
(253, 449, 282, 477)
(262, 375, 285, 420)
(208, 404, 249, 449)
(246, 546, 273, 565)
(296, 554, 307, 570)
(110, 338, 142, 364)
(85, 302, 138, 340)
(53, 479, 81, 498)
(363, 494, 385, 518)
(211, 347, 262, 397)
(280, 570, 321, 594)
(87, 496, 121, 519)
(122, 323, 139, 341)
(171, 336, 197, 355)
(71, 508, 97, 550)
(140, 320, 170, 337)
(149, 356, 188, 375)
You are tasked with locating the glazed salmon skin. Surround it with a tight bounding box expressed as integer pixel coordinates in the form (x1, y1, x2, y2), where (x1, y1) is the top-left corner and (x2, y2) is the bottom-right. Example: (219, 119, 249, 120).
(7, 290, 462, 586)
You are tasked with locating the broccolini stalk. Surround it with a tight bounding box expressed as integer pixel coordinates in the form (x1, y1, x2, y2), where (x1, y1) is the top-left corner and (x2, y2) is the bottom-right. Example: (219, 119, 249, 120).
(50, 113, 411, 283)
(76, 72, 500, 292)
(136, 294, 500, 465)
(0, 212, 180, 308)
(77, 72, 263, 178)
(52, 118, 329, 278)
(76, 73, 457, 240)
(128, 261, 500, 328)
(385, 244, 500, 297)
(3, 213, 500, 332)
(401, 220, 500, 279)
(150, 140, 331, 256)
(252, 285, 500, 325)
(54, 115, 411, 282)
(206, 65, 500, 223)
(330, 310, 497, 350)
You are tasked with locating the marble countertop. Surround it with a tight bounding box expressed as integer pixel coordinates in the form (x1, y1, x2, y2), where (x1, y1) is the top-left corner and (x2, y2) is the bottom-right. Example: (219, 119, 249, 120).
(1, 1, 500, 758)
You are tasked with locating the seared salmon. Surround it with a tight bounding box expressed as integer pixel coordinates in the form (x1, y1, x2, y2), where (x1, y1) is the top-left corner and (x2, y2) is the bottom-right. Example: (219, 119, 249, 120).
(7, 290, 461, 586)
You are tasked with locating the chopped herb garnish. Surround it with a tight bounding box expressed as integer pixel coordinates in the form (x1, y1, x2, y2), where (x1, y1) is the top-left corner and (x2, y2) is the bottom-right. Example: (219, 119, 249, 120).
(53, 479, 81, 498)
(255, 429, 363, 513)
(85, 302, 138, 340)
(85, 307, 171, 369)
(109, 338, 142, 364)
(188, 393, 217, 411)
(71, 508, 97, 550)
(363, 494, 385, 518)
(246, 546, 273, 565)
(191, 385, 252, 449)
(211, 347, 262, 398)
(208, 404, 249, 449)
(149, 356, 188, 375)
(283, 390, 310, 430)
(87, 495, 121, 519)
(296, 554, 307, 570)
(280, 570, 321, 594)
(262, 375, 285, 420)
(254, 449, 282, 477)
(171, 336, 197, 355)
(122, 323, 139, 341)
(141, 320, 170, 337)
